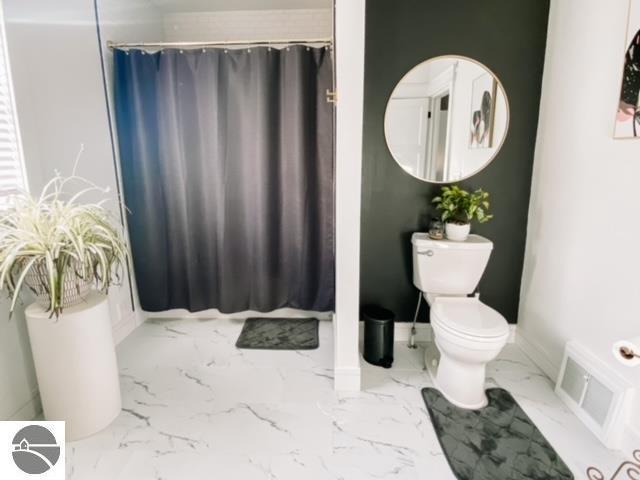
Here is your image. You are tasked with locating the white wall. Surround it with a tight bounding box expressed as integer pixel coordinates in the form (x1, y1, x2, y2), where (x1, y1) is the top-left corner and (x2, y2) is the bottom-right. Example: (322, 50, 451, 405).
(164, 9, 331, 42)
(0, 0, 160, 420)
(334, 0, 365, 391)
(5, 1, 113, 196)
(99, 0, 163, 41)
(518, 0, 640, 441)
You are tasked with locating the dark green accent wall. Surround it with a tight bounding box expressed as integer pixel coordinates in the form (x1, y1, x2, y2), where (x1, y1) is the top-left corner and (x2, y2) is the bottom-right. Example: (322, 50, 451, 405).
(360, 0, 550, 323)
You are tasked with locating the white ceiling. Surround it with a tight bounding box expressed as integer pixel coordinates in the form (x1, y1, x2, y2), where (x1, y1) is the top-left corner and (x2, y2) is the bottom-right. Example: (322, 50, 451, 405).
(149, 0, 332, 14)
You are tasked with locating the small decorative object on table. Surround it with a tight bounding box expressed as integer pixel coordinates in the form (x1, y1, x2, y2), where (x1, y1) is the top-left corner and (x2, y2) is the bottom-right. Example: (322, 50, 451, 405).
(432, 185, 493, 241)
(0, 158, 129, 440)
(428, 218, 444, 240)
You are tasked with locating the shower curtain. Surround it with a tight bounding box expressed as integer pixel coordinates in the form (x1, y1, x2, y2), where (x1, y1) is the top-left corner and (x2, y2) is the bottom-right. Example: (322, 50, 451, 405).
(113, 46, 334, 312)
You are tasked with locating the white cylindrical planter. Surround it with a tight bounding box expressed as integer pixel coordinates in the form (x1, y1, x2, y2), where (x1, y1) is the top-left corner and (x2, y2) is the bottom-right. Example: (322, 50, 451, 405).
(445, 222, 471, 241)
(25, 292, 121, 441)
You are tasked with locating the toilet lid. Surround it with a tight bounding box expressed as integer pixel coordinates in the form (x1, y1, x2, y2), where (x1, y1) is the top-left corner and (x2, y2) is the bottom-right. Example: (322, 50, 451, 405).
(431, 297, 508, 338)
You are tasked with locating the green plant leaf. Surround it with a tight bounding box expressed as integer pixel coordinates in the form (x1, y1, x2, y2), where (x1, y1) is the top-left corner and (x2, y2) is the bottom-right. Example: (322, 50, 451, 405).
(430, 185, 493, 226)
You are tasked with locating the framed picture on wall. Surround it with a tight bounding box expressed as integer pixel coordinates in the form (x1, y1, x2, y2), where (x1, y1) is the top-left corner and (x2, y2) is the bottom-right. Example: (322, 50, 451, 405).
(469, 72, 497, 149)
(614, 0, 640, 138)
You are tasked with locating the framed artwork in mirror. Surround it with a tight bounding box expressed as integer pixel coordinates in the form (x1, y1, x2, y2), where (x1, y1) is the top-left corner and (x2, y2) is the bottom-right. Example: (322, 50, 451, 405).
(469, 72, 497, 149)
(614, 0, 640, 138)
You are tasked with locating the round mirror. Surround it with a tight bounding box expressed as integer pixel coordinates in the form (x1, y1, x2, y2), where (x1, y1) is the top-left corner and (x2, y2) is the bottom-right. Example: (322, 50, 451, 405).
(384, 55, 509, 183)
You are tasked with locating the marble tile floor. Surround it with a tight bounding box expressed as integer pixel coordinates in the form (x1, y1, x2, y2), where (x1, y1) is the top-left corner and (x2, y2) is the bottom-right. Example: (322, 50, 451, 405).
(67, 318, 627, 479)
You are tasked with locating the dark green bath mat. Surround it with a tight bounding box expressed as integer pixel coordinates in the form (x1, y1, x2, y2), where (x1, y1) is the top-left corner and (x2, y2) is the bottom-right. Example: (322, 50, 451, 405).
(235, 317, 319, 350)
(422, 387, 573, 480)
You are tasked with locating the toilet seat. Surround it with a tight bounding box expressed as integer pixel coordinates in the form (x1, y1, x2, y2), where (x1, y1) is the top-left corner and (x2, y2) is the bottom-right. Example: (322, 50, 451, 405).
(431, 297, 508, 340)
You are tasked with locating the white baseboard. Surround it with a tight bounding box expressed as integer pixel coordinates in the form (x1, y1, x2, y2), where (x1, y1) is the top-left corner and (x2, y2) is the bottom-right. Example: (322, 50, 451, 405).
(516, 331, 560, 381)
(334, 366, 361, 391)
(9, 390, 41, 421)
(112, 312, 140, 345)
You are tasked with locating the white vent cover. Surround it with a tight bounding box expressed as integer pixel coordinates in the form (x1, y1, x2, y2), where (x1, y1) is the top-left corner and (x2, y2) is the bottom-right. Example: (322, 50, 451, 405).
(556, 341, 633, 449)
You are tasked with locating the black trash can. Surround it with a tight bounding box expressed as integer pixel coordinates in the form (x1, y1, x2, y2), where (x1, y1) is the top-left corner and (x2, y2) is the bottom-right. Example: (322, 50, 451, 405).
(362, 305, 395, 368)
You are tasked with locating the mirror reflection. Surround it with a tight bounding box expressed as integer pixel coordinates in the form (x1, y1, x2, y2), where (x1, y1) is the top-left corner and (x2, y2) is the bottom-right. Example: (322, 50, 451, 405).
(384, 56, 509, 183)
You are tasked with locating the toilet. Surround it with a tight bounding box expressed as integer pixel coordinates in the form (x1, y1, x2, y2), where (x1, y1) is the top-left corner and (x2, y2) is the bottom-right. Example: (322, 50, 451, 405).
(412, 232, 509, 409)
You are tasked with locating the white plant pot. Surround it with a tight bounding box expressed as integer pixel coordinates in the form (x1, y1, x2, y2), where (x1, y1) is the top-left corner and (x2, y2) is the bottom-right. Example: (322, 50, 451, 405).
(445, 222, 471, 241)
(25, 291, 121, 441)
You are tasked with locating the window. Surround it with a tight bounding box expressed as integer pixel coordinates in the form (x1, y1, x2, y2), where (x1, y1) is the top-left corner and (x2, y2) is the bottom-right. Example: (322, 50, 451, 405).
(0, 4, 27, 206)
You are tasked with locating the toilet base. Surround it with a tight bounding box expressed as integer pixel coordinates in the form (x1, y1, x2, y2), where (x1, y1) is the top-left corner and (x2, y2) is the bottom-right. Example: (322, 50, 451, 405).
(424, 342, 494, 410)
(435, 353, 488, 409)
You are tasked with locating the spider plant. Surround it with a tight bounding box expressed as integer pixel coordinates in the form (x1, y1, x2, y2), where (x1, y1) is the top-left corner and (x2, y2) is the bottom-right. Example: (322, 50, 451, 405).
(0, 172, 129, 318)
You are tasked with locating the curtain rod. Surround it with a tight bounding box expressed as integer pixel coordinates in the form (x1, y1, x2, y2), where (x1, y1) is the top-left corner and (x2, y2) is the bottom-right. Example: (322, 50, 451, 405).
(107, 38, 332, 50)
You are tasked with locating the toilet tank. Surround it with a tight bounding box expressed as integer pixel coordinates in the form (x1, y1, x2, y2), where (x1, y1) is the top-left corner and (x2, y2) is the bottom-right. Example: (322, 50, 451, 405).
(411, 232, 493, 294)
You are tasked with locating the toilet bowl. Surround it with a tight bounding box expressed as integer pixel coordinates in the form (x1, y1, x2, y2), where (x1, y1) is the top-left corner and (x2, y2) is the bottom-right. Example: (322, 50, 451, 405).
(429, 295, 509, 409)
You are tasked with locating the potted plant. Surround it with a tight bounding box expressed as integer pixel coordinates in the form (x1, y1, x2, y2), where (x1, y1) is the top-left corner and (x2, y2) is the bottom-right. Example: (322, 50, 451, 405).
(0, 170, 129, 439)
(432, 185, 493, 241)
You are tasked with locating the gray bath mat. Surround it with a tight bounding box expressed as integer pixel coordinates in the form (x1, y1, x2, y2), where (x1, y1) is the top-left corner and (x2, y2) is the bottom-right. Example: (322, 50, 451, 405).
(235, 317, 319, 350)
(422, 387, 573, 480)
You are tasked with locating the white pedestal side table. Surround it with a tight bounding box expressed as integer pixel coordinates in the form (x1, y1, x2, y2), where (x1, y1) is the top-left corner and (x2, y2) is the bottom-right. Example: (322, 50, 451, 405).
(25, 292, 121, 441)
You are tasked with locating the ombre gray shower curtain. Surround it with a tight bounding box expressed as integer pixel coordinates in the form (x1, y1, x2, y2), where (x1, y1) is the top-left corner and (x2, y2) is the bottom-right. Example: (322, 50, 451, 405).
(113, 46, 334, 312)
